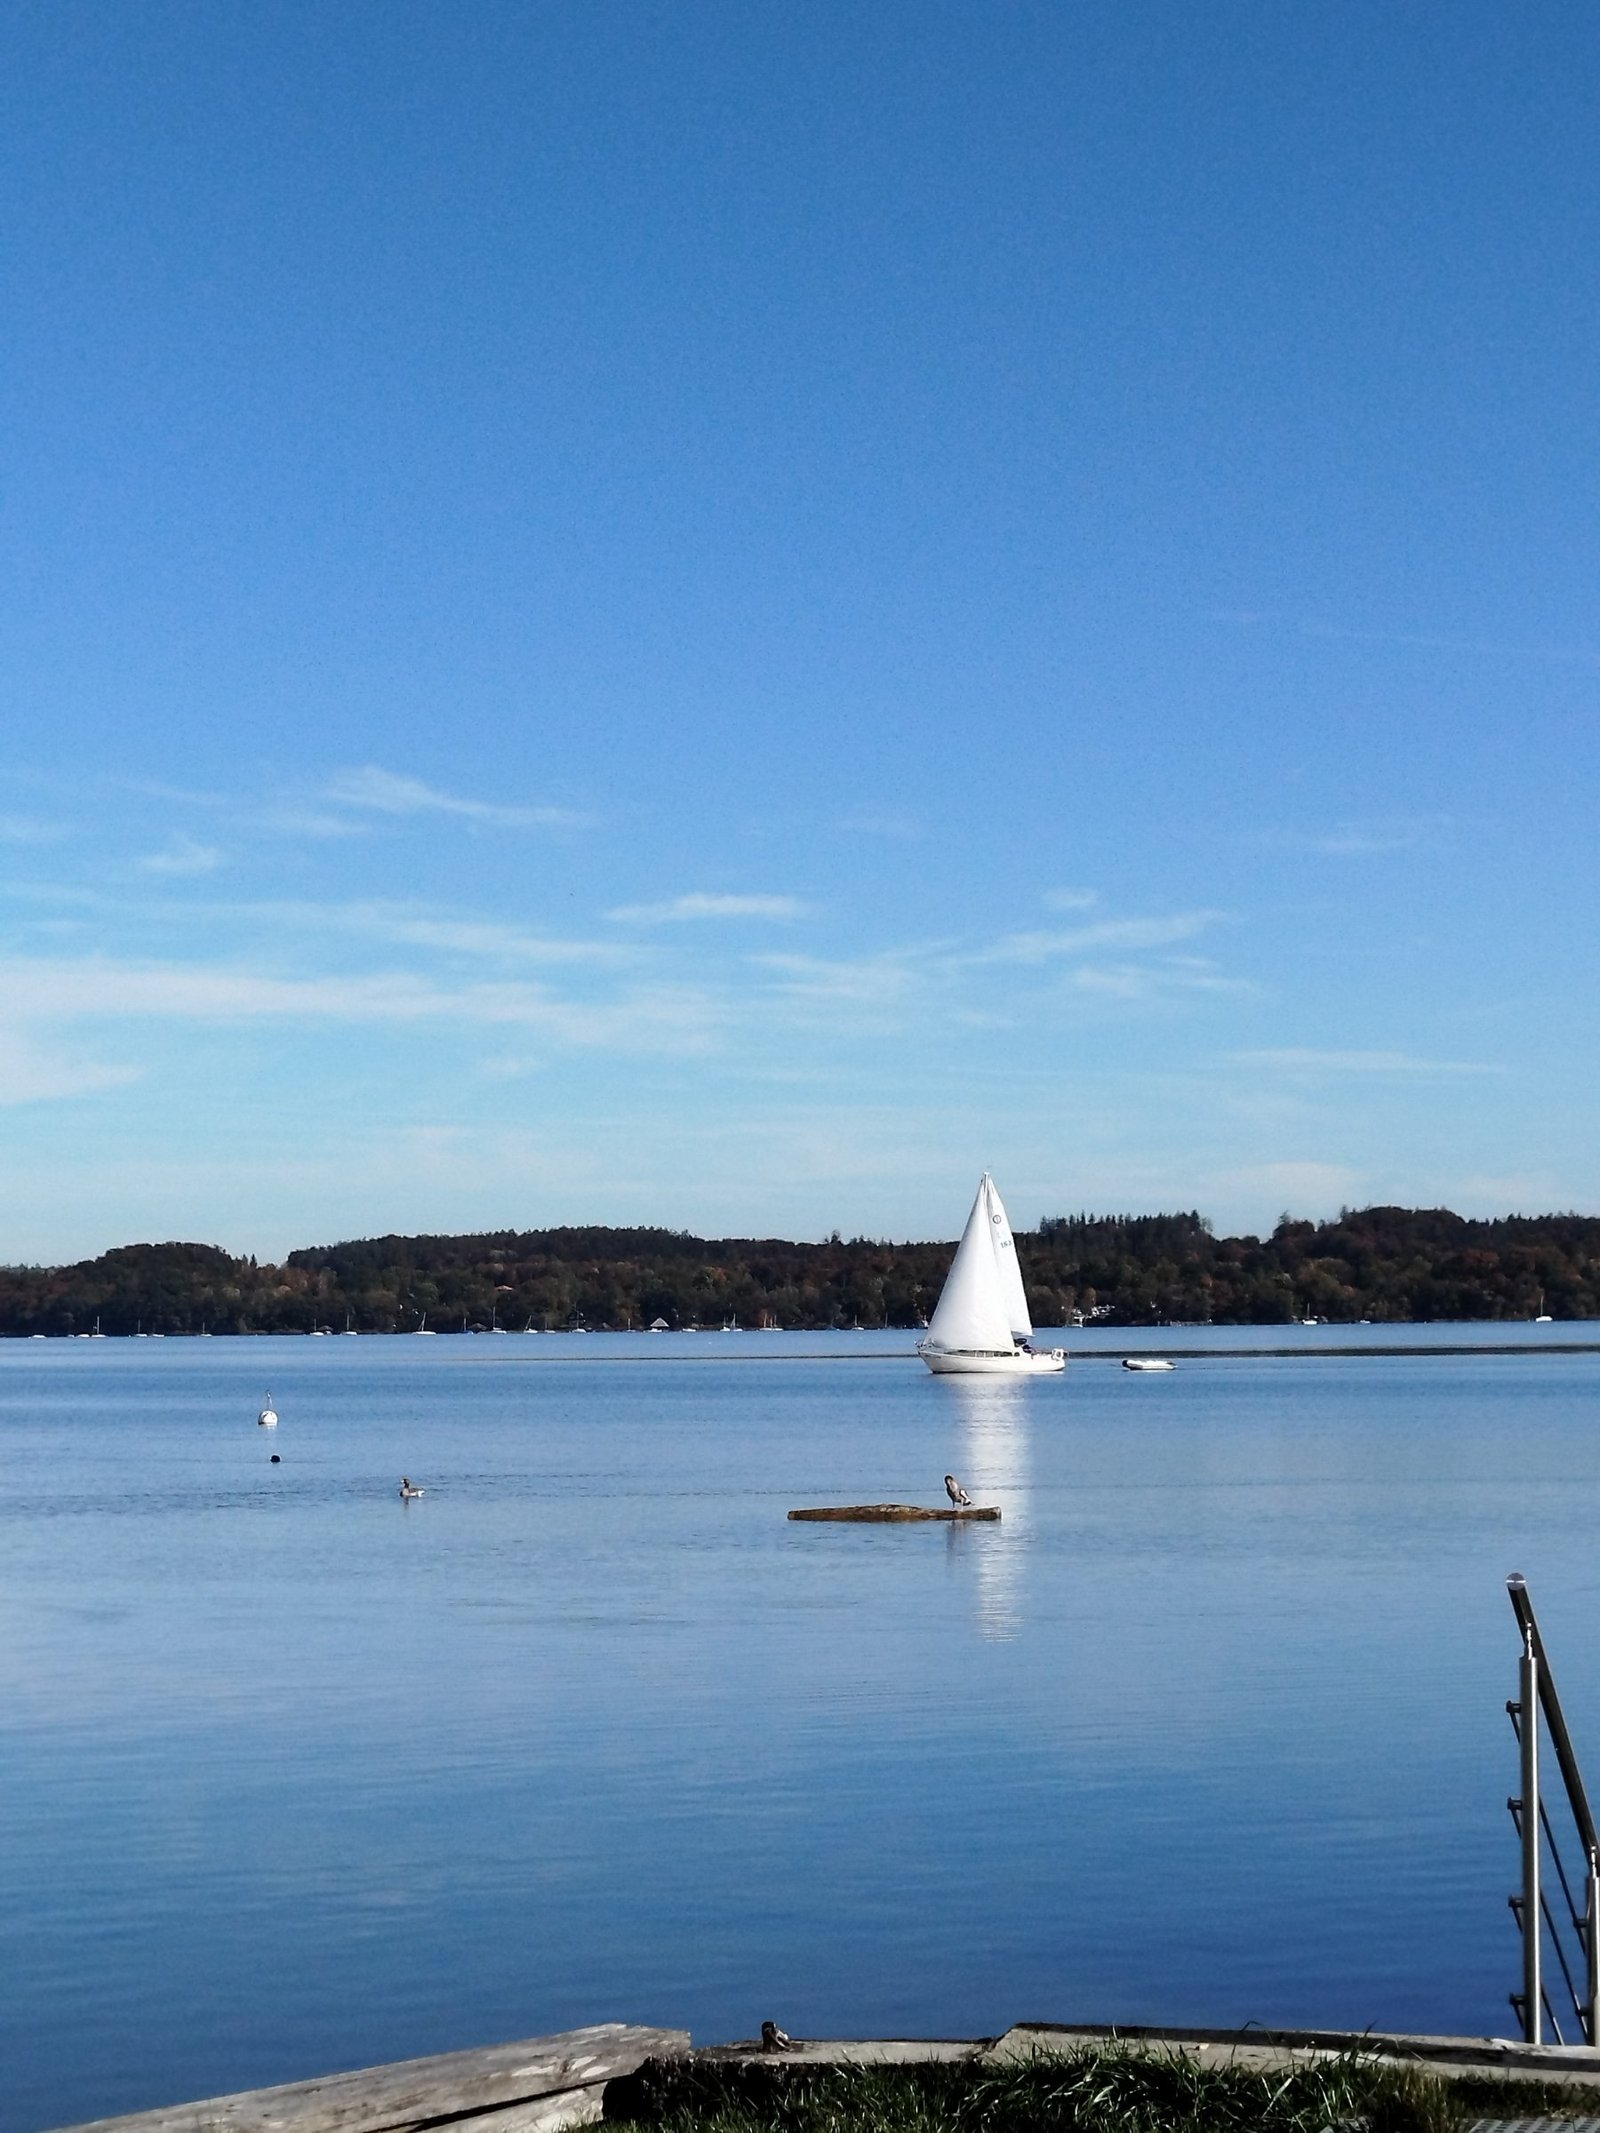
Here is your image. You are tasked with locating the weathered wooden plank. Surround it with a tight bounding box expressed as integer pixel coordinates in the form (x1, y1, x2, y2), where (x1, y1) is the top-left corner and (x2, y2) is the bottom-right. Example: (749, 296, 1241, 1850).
(703, 2037, 991, 2064)
(986, 2025, 1600, 2088)
(703, 2024, 1600, 2087)
(788, 1505, 1000, 1522)
(48, 2024, 691, 2133)
(440, 2088, 605, 2133)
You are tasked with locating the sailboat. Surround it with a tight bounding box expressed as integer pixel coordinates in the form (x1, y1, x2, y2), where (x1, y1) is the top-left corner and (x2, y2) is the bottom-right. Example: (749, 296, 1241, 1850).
(917, 1174, 1067, 1376)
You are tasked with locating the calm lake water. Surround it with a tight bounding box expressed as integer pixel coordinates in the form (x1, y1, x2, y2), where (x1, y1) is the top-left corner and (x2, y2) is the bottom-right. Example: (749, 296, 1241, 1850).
(4, 1327, 1599, 2131)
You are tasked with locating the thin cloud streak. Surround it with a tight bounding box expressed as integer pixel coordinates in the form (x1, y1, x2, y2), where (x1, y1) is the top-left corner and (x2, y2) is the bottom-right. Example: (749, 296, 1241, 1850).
(0, 814, 68, 845)
(608, 892, 810, 924)
(212, 899, 634, 967)
(13, 887, 634, 968)
(1229, 1047, 1500, 1076)
(1255, 816, 1447, 857)
(346, 911, 629, 965)
(0, 1031, 140, 1106)
(0, 956, 720, 1053)
(127, 778, 228, 807)
(260, 808, 369, 840)
(982, 911, 1223, 962)
(323, 766, 592, 830)
(752, 950, 924, 1004)
(138, 835, 223, 877)
(1075, 958, 1253, 1001)
(753, 916, 1245, 1016)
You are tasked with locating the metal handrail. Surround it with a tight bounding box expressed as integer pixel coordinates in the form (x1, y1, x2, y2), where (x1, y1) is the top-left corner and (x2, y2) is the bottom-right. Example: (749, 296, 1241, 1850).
(1508, 1575, 1600, 1856)
(1505, 1573, 1600, 2046)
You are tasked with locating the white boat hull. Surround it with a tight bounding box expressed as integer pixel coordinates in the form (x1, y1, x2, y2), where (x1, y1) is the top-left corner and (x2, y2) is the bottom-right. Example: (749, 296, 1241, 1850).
(919, 1344, 1066, 1377)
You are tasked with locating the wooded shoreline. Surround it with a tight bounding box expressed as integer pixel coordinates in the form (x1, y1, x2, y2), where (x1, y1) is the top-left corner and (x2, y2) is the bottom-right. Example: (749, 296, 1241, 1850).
(4, 1205, 1600, 1338)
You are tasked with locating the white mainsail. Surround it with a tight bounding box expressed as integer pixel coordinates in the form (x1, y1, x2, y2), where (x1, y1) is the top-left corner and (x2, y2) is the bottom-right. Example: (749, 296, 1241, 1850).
(919, 1173, 1065, 1374)
(982, 1175, 1033, 1340)
(923, 1175, 1018, 1356)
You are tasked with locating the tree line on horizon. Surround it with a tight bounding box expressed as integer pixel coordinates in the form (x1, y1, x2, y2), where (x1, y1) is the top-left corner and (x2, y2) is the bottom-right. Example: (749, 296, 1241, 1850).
(0, 1204, 1596, 1336)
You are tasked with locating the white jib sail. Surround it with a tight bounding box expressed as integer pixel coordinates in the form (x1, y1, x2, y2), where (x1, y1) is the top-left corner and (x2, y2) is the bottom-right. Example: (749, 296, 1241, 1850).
(925, 1176, 1018, 1353)
(981, 1174, 1034, 1340)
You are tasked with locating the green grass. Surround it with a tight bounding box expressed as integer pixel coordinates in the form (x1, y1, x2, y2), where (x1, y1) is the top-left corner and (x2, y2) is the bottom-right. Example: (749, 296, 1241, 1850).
(604, 2046, 1597, 2133)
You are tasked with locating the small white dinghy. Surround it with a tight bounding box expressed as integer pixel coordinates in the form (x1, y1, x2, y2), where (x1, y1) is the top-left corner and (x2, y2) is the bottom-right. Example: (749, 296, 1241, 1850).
(257, 1393, 279, 1427)
(917, 1174, 1066, 1376)
(1122, 1358, 1175, 1373)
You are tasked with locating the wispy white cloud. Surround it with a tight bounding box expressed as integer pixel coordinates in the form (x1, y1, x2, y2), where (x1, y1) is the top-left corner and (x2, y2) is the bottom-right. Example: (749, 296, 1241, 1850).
(138, 834, 223, 877)
(1075, 958, 1253, 1001)
(0, 1030, 140, 1106)
(343, 910, 625, 964)
(1070, 965, 1148, 1000)
(476, 1054, 545, 1082)
(0, 814, 67, 845)
(209, 899, 632, 967)
(608, 892, 809, 924)
(0, 955, 719, 1054)
(322, 766, 592, 830)
(260, 808, 368, 840)
(752, 950, 923, 1004)
(983, 911, 1223, 963)
(1229, 1047, 1499, 1076)
(753, 917, 1246, 1022)
(0, 882, 105, 910)
(1042, 887, 1098, 912)
(127, 778, 227, 807)
(1256, 816, 1447, 857)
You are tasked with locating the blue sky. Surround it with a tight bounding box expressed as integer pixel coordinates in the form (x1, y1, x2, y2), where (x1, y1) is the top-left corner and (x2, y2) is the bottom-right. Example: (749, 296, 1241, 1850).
(4, 0, 1599, 1260)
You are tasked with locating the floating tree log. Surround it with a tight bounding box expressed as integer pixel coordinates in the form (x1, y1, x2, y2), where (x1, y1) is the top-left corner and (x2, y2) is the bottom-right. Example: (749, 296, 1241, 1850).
(788, 1504, 1000, 1522)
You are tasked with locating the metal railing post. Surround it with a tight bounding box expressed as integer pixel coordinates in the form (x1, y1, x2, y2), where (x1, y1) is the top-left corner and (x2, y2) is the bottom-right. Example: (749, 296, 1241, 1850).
(1522, 1625, 1542, 2043)
(1505, 1576, 1600, 2045)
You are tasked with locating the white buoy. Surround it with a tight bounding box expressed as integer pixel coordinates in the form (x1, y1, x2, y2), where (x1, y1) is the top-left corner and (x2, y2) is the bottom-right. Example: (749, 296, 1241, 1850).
(257, 1393, 279, 1427)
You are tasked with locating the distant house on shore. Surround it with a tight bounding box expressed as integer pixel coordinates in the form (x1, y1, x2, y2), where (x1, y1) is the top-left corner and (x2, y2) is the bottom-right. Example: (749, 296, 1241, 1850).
(649, 1317, 670, 1332)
